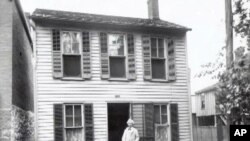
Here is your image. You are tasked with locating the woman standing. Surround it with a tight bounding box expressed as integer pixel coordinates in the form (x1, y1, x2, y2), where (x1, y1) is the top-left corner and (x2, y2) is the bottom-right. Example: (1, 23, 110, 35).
(122, 119, 140, 141)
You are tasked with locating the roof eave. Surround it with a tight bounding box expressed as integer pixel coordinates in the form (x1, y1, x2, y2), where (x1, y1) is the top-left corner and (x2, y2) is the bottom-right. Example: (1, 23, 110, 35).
(31, 16, 191, 32)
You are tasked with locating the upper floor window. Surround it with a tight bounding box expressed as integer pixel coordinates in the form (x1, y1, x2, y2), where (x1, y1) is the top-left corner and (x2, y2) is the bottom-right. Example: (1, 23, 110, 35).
(151, 37, 166, 80)
(52, 29, 91, 80)
(142, 35, 176, 82)
(100, 32, 136, 80)
(62, 31, 81, 77)
(108, 34, 126, 78)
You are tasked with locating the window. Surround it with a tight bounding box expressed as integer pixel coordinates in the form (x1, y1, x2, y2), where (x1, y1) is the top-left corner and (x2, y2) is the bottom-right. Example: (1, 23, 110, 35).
(61, 31, 82, 77)
(154, 104, 168, 125)
(60, 31, 82, 77)
(201, 94, 205, 109)
(64, 104, 83, 141)
(54, 104, 93, 141)
(108, 34, 126, 78)
(198, 116, 215, 126)
(132, 104, 173, 141)
(151, 38, 166, 79)
(154, 104, 169, 141)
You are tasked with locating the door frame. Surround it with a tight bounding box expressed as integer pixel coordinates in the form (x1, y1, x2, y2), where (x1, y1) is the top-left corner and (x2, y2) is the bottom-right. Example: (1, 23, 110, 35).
(107, 102, 130, 141)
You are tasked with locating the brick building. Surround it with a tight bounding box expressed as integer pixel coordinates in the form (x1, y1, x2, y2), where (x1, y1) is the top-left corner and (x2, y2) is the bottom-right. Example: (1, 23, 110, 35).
(0, 0, 34, 140)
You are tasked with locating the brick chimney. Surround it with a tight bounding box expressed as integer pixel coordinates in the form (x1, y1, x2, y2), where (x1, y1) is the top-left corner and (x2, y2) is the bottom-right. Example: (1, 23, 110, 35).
(148, 0, 160, 19)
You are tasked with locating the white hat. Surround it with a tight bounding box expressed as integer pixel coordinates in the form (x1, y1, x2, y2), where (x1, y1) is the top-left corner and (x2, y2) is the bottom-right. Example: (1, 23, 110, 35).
(127, 118, 134, 124)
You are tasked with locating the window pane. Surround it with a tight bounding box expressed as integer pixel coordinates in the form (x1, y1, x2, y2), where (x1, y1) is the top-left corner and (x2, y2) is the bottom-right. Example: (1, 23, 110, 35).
(71, 32, 80, 54)
(109, 57, 126, 78)
(161, 105, 167, 115)
(62, 32, 80, 54)
(158, 38, 164, 58)
(152, 59, 166, 79)
(74, 105, 82, 127)
(66, 117, 73, 127)
(63, 55, 81, 77)
(66, 105, 73, 116)
(154, 105, 160, 124)
(162, 115, 168, 124)
(62, 32, 72, 54)
(108, 34, 124, 56)
(74, 105, 82, 116)
(75, 116, 82, 127)
(155, 126, 168, 141)
(66, 128, 83, 141)
(151, 38, 157, 57)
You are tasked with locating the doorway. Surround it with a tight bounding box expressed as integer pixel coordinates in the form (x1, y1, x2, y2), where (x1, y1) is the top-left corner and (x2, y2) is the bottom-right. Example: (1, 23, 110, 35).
(108, 103, 130, 141)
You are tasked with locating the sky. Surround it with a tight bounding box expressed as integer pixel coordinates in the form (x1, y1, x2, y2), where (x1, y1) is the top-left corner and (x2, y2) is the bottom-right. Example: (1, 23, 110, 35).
(20, 0, 227, 94)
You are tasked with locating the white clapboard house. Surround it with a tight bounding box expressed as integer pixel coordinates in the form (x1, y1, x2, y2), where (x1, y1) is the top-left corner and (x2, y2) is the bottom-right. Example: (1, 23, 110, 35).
(31, 0, 192, 141)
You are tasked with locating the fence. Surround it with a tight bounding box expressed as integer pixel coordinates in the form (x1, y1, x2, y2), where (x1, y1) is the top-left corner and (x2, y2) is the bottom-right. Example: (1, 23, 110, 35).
(193, 126, 227, 141)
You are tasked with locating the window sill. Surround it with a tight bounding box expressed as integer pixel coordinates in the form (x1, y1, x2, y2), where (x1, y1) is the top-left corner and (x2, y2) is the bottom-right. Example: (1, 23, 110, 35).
(61, 77, 84, 81)
(64, 127, 83, 129)
(108, 78, 129, 82)
(150, 79, 169, 83)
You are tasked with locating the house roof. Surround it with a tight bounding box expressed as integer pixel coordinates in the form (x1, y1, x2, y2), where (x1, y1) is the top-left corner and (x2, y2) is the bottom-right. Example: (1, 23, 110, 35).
(31, 9, 191, 32)
(195, 83, 219, 95)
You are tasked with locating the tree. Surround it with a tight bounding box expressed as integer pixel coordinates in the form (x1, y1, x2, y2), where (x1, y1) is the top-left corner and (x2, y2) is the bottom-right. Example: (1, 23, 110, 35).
(198, 0, 250, 125)
(216, 0, 250, 125)
(216, 47, 250, 125)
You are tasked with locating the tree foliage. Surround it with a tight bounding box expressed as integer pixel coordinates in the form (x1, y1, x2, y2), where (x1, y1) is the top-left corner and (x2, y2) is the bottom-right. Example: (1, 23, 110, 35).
(198, 0, 250, 124)
(217, 47, 250, 124)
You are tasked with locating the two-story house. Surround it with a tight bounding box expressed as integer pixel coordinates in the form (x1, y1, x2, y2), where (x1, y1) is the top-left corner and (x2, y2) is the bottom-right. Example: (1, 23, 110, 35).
(31, 0, 192, 141)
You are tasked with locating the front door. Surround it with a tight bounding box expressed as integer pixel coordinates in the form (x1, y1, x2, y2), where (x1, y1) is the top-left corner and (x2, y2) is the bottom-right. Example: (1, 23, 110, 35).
(108, 103, 130, 141)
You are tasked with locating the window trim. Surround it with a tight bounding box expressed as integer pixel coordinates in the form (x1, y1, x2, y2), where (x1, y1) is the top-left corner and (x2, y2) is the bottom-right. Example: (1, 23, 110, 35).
(60, 30, 83, 79)
(107, 32, 128, 80)
(63, 104, 84, 141)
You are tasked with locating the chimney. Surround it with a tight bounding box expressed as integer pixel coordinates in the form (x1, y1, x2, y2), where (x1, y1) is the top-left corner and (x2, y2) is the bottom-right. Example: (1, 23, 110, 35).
(148, 0, 160, 19)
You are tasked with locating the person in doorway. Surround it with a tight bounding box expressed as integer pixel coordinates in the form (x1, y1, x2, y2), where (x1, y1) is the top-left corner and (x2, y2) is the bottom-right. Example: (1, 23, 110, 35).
(122, 118, 140, 141)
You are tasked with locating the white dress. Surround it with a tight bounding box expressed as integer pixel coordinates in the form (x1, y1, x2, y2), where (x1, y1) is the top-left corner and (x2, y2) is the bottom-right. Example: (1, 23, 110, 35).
(122, 127, 140, 141)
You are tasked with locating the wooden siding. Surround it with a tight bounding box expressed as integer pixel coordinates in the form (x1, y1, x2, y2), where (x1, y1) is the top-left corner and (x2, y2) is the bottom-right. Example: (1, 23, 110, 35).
(35, 27, 191, 141)
(195, 91, 216, 116)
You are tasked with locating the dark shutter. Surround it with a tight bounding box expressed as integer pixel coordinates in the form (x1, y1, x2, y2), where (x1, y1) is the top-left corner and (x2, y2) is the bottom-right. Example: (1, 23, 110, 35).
(100, 32, 109, 79)
(84, 104, 94, 141)
(54, 104, 64, 141)
(82, 32, 92, 79)
(170, 104, 179, 141)
(131, 103, 154, 141)
(168, 39, 176, 81)
(144, 104, 154, 141)
(142, 35, 151, 80)
(52, 29, 62, 78)
(127, 34, 136, 80)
